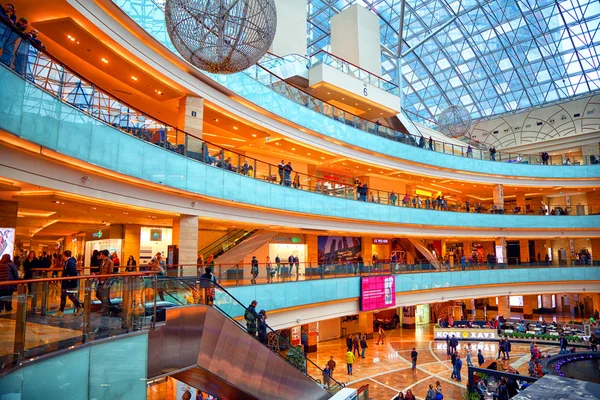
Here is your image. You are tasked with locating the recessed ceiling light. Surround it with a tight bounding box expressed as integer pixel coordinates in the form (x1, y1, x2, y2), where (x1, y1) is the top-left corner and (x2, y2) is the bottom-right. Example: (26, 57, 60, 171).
(233, 126, 238, 130)
(291, 147, 296, 151)
(368, 108, 371, 110)
(342, 163, 347, 165)
(131, 76, 138, 81)
(275, 142, 280, 146)
(252, 134, 257, 137)
(355, 103, 358, 106)
(320, 156, 325, 160)
(327, 92, 331, 95)
(356, 166, 359, 168)
(155, 90, 163, 95)
(307, 152, 311, 155)
(101, 58, 108, 64)
(368, 168, 371, 171)
(214, 118, 219, 122)
(342, 98, 345, 100)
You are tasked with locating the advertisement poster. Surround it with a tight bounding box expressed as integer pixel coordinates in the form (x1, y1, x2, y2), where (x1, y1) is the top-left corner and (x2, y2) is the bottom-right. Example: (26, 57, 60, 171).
(317, 236, 362, 264)
(360, 276, 395, 311)
(0, 228, 15, 258)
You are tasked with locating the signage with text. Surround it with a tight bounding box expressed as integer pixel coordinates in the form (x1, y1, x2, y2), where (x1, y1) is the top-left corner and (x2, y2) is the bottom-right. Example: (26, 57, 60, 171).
(373, 238, 389, 244)
(434, 329, 498, 340)
(360, 276, 395, 311)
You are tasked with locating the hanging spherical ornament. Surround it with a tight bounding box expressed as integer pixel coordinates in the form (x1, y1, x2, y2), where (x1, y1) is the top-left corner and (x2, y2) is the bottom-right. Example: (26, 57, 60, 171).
(165, 0, 277, 74)
(437, 105, 473, 139)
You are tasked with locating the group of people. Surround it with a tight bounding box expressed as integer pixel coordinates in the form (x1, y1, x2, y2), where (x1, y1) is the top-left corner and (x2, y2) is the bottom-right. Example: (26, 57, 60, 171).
(243, 299, 269, 344)
(0, 3, 44, 76)
(394, 381, 443, 400)
(277, 160, 299, 188)
(249, 254, 302, 284)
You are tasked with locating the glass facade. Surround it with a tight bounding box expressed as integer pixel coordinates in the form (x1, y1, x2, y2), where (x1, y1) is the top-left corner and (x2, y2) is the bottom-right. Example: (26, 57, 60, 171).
(307, 0, 600, 122)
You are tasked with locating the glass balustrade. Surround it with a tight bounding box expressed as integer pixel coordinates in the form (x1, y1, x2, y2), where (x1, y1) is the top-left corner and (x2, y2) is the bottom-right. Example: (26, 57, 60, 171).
(0, 16, 596, 223)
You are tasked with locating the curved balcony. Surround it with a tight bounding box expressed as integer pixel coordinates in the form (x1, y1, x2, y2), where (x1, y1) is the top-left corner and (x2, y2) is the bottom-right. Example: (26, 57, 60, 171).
(0, 27, 599, 231)
(111, 0, 600, 178)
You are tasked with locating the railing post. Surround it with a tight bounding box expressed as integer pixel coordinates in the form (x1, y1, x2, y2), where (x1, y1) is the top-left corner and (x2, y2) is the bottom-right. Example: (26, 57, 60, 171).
(40, 277, 49, 316)
(82, 279, 92, 341)
(13, 285, 27, 363)
(152, 275, 157, 329)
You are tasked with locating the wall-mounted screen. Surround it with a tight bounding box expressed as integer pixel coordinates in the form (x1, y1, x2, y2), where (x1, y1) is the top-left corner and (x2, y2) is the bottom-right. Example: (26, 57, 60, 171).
(0, 228, 15, 258)
(360, 276, 395, 311)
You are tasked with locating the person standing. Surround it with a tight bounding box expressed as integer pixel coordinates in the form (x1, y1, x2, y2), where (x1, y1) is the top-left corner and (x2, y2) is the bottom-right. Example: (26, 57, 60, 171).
(580, 301, 585, 317)
(411, 348, 418, 371)
(455, 354, 463, 382)
(288, 254, 294, 278)
(327, 356, 336, 378)
(360, 334, 368, 358)
(22, 250, 38, 294)
(559, 335, 568, 353)
(257, 310, 268, 344)
(445, 334, 451, 355)
(284, 162, 293, 187)
(250, 256, 259, 285)
(244, 300, 259, 336)
(54, 250, 83, 317)
(277, 160, 285, 185)
(505, 337, 511, 359)
(346, 349, 355, 375)
(199, 267, 216, 305)
(465, 342, 473, 366)
(126, 255, 137, 272)
(477, 348, 485, 367)
(498, 338, 506, 359)
(450, 351, 457, 379)
(0, 254, 18, 312)
(265, 256, 272, 283)
(274, 254, 281, 279)
(428, 136, 433, 151)
(425, 384, 436, 400)
(294, 255, 300, 281)
(111, 252, 121, 273)
(322, 364, 331, 389)
(97, 250, 114, 316)
(346, 334, 353, 351)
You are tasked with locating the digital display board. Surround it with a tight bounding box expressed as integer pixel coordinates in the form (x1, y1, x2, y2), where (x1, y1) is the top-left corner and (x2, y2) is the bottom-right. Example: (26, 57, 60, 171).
(360, 276, 395, 311)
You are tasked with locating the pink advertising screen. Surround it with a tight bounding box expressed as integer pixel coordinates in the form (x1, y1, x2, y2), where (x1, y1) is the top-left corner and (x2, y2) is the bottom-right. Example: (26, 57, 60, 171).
(360, 276, 395, 311)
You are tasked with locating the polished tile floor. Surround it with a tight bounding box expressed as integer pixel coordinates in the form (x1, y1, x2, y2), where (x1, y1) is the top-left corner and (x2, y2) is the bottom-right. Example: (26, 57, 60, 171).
(308, 325, 558, 400)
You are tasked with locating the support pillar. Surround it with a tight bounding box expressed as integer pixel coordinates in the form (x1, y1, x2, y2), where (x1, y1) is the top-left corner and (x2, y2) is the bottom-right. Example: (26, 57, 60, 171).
(516, 193, 526, 213)
(523, 295, 535, 319)
(497, 295, 510, 319)
(519, 239, 529, 263)
(178, 96, 204, 155)
(362, 237, 373, 266)
(305, 234, 318, 266)
(123, 225, 142, 271)
(495, 237, 507, 265)
(493, 184, 504, 211)
(172, 215, 199, 276)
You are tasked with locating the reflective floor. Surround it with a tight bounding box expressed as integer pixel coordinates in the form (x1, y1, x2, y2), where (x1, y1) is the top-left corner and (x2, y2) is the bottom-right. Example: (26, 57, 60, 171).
(308, 324, 558, 400)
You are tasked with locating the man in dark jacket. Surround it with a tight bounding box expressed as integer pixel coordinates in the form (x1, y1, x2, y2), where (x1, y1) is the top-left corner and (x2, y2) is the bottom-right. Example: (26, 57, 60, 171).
(55, 250, 82, 317)
(244, 300, 259, 336)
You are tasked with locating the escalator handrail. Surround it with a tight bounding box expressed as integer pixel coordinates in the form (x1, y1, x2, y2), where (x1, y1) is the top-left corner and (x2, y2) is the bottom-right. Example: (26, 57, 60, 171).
(197, 229, 255, 259)
(160, 276, 345, 391)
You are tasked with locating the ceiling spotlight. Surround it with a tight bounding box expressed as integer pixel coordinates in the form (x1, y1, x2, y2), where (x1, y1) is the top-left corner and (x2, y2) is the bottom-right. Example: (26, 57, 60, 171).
(101, 58, 108, 64)
(252, 134, 257, 137)
(131, 76, 138, 81)
(233, 126, 238, 130)
(291, 147, 296, 151)
(307, 152, 311, 156)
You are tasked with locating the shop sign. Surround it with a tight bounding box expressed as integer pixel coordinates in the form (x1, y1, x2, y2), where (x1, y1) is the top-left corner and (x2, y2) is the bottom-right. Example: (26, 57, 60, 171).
(434, 329, 498, 340)
(373, 238, 389, 244)
(92, 230, 103, 239)
(291, 326, 302, 345)
(272, 234, 304, 244)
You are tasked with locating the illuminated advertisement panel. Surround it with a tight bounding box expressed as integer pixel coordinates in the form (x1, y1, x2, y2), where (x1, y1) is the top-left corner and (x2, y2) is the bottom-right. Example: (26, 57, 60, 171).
(0, 228, 15, 258)
(360, 276, 395, 311)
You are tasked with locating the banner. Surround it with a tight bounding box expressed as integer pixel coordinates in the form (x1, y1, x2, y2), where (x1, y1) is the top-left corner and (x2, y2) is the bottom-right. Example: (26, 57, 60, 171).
(317, 236, 362, 263)
(360, 276, 395, 311)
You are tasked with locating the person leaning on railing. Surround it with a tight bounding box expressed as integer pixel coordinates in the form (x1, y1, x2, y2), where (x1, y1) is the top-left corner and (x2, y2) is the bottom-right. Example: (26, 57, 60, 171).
(0, 16, 27, 68)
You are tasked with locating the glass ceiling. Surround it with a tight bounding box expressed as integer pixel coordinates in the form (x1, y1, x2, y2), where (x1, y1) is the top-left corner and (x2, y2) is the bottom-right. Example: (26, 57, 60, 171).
(307, 0, 600, 123)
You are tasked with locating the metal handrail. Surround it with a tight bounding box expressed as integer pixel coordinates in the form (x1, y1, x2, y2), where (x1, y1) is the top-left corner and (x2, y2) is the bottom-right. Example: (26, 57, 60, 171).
(171, 277, 345, 392)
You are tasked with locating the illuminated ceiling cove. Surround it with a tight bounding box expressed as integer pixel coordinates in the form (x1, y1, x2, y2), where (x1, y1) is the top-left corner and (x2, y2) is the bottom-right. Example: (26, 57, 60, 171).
(308, 0, 600, 123)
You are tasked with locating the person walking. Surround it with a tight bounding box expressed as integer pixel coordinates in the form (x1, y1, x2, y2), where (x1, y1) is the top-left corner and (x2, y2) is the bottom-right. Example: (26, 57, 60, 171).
(376, 325, 385, 345)
(327, 356, 336, 378)
(322, 364, 332, 389)
(250, 256, 258, 285)
(0, 254, 18, 313)
(411, 347, 418, 371)
(244, 300, 259, 337)
(505, 337, 512, 359)
(352, 334, 360, 357)
(360, 334, 368, 358)
(346, 349, 355, 375)
(54, 250, 83, 317)
(97, 250, 114, 316)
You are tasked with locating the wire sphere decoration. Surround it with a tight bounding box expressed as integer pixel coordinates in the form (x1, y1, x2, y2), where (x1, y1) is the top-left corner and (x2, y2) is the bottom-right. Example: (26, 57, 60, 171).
(165, 0, 277, 74)
(437, 105, 473, 139)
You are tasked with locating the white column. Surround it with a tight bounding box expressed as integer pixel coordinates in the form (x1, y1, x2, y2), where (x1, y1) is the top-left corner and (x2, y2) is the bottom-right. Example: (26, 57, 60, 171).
(493, 184, 504, 211)
(330, 4, 382, 75)
(172, 215, 199, 276)
(269, 0, 307, 57)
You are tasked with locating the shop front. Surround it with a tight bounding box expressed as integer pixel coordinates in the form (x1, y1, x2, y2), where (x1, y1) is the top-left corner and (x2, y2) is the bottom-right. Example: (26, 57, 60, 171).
(84, 226, 122, 269)
(269, 233, 307, 275)
(371, 238, 390, 263)
(139, 226, 173, 265)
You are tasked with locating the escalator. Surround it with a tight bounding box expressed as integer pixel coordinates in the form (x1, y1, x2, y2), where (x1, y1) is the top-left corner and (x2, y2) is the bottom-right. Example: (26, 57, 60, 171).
(150, 277, 342, 400)
(198, 229, 257, 260)
(408, 239, 443, 270)
(392, 239, 441, 270)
